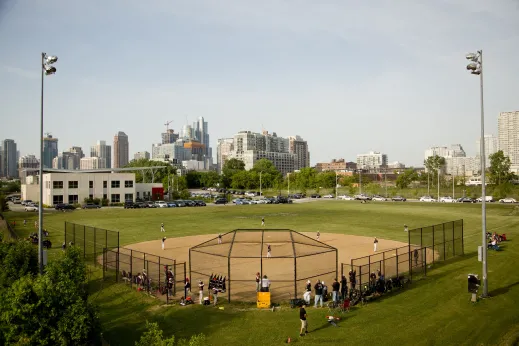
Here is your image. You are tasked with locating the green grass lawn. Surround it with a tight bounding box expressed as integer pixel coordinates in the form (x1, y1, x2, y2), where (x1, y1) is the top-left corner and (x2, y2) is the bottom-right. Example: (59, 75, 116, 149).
(5, 201, 519, 345)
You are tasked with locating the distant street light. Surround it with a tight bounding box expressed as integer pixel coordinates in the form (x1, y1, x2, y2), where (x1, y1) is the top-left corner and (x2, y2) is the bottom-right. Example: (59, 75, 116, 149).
(465, 50, 488, 297)
(39, 52, 58, 275)
(335, 171, 339, 200)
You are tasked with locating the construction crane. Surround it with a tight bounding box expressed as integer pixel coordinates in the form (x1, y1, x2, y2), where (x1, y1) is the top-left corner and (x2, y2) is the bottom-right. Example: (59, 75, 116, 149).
(164, 120, 173, 132)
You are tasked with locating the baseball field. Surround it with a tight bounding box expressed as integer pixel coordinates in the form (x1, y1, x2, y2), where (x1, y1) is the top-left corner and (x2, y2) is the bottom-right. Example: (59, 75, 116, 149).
(7, 200, 519, 345)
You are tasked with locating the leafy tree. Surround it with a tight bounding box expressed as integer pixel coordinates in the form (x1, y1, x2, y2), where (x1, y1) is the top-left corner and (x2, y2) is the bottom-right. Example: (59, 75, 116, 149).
(424, 155, 446, 185)
(488, 150, 514, 185)
(230, 170, 250, 190)
(221, 158, 245, 188)
(185, 171, 202, 188)
(294, 168, 317, 190)
(395, 169, 418, 189)
(135, 322, 206, 346)
(199, 171, 220, 188)
(0, 246, 100, 345)
(0, 241, 38, 289)
(316, 171, 336, 189)
(0, 181, 21, 194)
(0, 194, 8, 212)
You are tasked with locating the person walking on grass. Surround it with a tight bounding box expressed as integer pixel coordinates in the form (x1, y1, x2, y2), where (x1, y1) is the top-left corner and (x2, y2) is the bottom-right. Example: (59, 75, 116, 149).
(373, 237, 378, 252)
(162, 237, 166, 250)
(299, 304, 308, 336)
(23, 219, 27, 227)
(316, 231, 320, 241)
(404, 224, 409, 233)
(218, 233, 222, 244)
(160, 223, 165, 232)
(261, 217, 265, 227)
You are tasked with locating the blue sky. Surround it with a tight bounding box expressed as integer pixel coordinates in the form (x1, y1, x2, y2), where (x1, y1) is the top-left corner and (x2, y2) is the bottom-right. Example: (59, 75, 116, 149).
(1, 0, 518, 166)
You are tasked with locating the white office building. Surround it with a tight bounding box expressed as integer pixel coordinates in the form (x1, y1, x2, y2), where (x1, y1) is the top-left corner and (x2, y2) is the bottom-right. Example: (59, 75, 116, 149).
(133, 151, 150, 161)
(356, 151, 388, 170)
(498, 111, 519, 172)
(476, 135, 498, 168)
(80, 157, 107, 170)
(216, 138, 235, 173)
(444, 157, 481, 176)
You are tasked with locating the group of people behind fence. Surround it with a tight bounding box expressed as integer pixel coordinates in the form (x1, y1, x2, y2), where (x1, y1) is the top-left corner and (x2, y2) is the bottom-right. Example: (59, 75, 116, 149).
(302, 271, 357, 307)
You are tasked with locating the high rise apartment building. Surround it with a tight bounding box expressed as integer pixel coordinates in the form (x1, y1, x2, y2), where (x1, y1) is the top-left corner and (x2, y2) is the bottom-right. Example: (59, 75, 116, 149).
(476, 134, 498, 168)
(43, 134, 58, 169)
(80, 157, 107, 170)
(90, 140, 112, 169)
(113, 131, 129, 168)
(216, 138, 234, 173)
(192, 117, 211, 159)
(424, 145, 466, 161)
(134, 151, 150, 161)
(161, 129, 179, 144)
(224, 130, 309, 175)
(288, 136, 310, 170)
(2, 139, 18, 178)
(498, 111, 519, 171)
(18, 155, 39, 181)
(356, 151, 388, 170)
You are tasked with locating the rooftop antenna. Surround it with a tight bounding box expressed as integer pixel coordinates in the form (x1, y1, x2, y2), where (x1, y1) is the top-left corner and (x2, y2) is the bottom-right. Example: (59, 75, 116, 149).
(164, 120, 173, 132)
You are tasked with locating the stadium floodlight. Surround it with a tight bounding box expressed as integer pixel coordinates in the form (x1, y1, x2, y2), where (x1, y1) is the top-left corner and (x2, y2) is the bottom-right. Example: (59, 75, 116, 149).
(464, 50, 488, 298)
(38, 52, 59, 275)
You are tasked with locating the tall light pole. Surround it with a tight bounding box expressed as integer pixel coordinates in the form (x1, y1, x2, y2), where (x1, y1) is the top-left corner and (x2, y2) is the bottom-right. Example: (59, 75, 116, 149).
(39, 52, 58, 275)
(437, 167, 440, 201)
(466, 50, 488, 297)
(384, 166, 388, 198)
(427, 172, 430, 196)
(335, 171, 338, 199)
(259, 171, 262, 196)
(358, 169, 362, 194)
(287, 173, 290, 196)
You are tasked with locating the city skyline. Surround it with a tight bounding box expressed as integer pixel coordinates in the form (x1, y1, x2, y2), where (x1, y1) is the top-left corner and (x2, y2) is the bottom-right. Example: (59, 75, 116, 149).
(1, 2, 518, 166)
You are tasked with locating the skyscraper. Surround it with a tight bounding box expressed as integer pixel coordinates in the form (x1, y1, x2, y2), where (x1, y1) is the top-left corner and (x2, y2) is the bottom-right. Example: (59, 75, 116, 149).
(498, 111, 519, 171)
(2, 139, 18, 178)
(476, 134, 498, 168)
(216, 138, 234, 173)
(161, 129, 179, 144)
(192, 117, 211, 159)
(113, 131, 129, 168)
(90, 140, 112, 169)
(43, 134, 58, 168)
(288, 136, 310, 170)
(18, 155, 39, 181)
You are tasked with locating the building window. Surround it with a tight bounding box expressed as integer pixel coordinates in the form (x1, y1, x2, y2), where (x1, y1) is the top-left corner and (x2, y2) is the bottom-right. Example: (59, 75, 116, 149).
(124, 193, 134, 201)
(103, 194, 107, 200)
(103, 181, 107, 188)
(53, 181, 63, 189)
(68, 181, 78, 189)
(111, 194, 120, 203)
(68, 195, 79, 204)
(124, 180, 134, 188)
(136, 192, 140, 198)
(111, 180, 120, 188)
(89, 181, 94, 188)
(53, 195, 64, 205)
(89, 194, 93, 199)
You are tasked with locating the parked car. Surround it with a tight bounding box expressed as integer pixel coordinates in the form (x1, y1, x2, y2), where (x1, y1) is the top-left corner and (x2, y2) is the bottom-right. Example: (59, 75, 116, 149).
(338, 195, 355, 201)
(476, 196, 494, 202)
(21, 200, 33, 206)
(82, 203, 101, 209)
(166, 202, 177, 207)
(419, 196, 436, 202)
(194, 200, 206, 206)
(499, 197, 517, 204)
(55, 203, 76, 211)
(310, 194, 321, 198)
(323, 194, 334, 198)
(372, 196, 387, 201)
(458, 197, 476, 203)
(135, 202, 147, 208)
(439, 196, 456, 203)
(354, 194, 372, 201)
(214, 198, 227, 205)
(146, 201, 156, 208)
(175, 200, 187, 207)
(184, 200, 196, 207)
(391, 196, 406, 202)
(25, 205, 38, 212)
(156, 201, 168, 208)
(124, 201, 140, 209)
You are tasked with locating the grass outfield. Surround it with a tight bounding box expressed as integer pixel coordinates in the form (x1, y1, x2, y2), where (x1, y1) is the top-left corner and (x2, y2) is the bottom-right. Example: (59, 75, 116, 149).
(6, 201, 519, 345)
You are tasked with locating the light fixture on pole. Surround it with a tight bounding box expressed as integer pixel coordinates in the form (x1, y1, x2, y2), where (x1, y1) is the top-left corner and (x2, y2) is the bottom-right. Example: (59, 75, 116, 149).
(466, 50, 488, 297)
(39, 52, 58, 275)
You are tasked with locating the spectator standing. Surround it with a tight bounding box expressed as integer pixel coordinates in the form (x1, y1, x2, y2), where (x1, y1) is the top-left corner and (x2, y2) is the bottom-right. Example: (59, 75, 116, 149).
(161, 223, 165, 232)
(267, 244, 272, 258)
(261, 217, 265, 227)
(198, 280, 205, 304)
(349, 270, 356, 290)
(303, 280, 312, 304)
(299, 304, 308, 336)
(332, 278, 340, 305)
(184, 278, 191, 298)
(212, 287, 218, 306)
(322, 281, 328, 302)
(414, 249, 419, 266)
(404, 224, 409, 233)
(316, 231, 320, 241)
(373, 237, 378, 252)
(261, 275, 271, 292)
(256, 272, 261, 292)
(340, 275, 347, 299)
(314, 280, 324, 308)
(218, 234, 222, 244)
(61, 242, 66, 251)
(162, 237, 166, 250)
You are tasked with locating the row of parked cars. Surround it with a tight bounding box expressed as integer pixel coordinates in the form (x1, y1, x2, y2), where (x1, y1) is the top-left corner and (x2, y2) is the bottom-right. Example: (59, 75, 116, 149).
(311, 193, 408, 201)
(232, 196, 292, 205)
(125, 200, 207, 208)
(419, 196, 517, 203)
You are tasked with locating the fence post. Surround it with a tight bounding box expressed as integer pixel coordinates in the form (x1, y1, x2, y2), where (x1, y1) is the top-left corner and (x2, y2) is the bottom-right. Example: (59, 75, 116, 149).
(144, 253, 146, 273)
(461, 220, 465, 255)
(159, 256, 161, 297)
(382, 252, 386, 277)
(358, 265, 362, 293)
(94, 227, 97, 267)
(173, 259, 177, 296)
(73, 223, 76, 246)
(420, 228, 423, 250)
(443, 223, 446, 261)
(452, 222, 456, 256)
(116, 250, 119, 282)
(396, 250, 399, 277)
(83, 225, 86, 259)
(424, 248, 427, 277)
(102, 249, 105, 280)
(432, 226, 435, 265)
(64, 222, 67, 245)
(130, 250, 133, 289)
